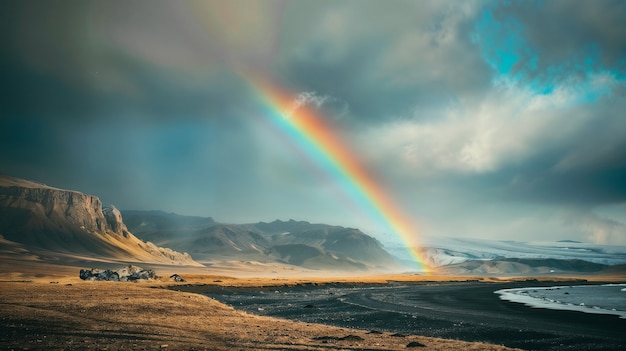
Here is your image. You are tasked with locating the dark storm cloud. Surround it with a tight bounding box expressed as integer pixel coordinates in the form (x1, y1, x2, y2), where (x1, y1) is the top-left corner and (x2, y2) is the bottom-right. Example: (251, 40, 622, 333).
(503, 88, 626, 206)
(486, 0, 626, 83)
(0, 57, 82, 178)
(277, 1, 493, 123)
(483, 147, 626, 206)
(1, 30, 247, 124)
(0, 1, 252, 167)
(451, 0, 626, 209)
(2, 0, 625, 243)
(358, 70, 626, 210)
(509, 122, 624, 206)
(1, 30, 249, 193)
(514, 164, 626, 205)
(0, 0, 260, 209)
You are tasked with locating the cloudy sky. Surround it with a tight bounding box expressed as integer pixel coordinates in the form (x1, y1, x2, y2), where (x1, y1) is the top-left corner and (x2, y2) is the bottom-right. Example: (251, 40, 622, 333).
(2, 0, 626, 245)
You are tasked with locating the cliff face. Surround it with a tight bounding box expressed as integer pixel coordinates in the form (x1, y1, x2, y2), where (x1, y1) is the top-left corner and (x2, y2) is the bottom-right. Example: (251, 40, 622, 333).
(0, 185, 108, 233)
(0, 175, 200, 266)
(103, 205, 130, 236)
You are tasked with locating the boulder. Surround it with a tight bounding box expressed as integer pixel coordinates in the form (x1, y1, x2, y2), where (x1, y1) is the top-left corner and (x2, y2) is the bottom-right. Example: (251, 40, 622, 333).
(126, 269, 157, 281)
(79, 265, 157, 281)
(79, 269, 93, 280)
(116, 265, 145, 277)
(96, 269, 120, 281)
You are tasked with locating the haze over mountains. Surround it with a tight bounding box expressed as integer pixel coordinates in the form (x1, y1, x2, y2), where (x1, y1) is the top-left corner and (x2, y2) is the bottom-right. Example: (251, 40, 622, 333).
(1, 174, 625, 276)
(123, 211, 399, 271)
(0, 175, 399, 272)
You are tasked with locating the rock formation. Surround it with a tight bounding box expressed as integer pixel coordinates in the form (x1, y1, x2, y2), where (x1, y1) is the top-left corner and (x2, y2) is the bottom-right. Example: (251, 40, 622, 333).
(79, 265, 158, 281)
(0, 180, 107, 233)
(0, 175, 201, 266)
(103, 205, 130, 237)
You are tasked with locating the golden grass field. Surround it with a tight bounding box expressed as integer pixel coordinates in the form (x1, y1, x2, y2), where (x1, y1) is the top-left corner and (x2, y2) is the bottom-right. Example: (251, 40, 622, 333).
(1, 279, 526, 351)
(2, 257, 625, 351)
(0, 258, 522, 351)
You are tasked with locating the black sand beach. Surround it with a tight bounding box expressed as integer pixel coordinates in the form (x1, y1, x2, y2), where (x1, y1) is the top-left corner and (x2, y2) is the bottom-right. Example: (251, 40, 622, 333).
(179, 281, 626, 351)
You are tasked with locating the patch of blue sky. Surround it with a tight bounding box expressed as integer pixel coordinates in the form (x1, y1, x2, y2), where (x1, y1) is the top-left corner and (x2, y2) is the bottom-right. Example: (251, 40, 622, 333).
(494, 49, 518, 75)
(474, 8, 623, 104)
(473, 10, 528, 78)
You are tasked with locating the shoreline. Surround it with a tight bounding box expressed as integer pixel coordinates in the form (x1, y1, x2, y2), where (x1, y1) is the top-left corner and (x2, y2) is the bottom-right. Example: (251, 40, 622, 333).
(1, 260, 625, 350)
(495, 283, 626, 319)
(175, 279, 626, 351)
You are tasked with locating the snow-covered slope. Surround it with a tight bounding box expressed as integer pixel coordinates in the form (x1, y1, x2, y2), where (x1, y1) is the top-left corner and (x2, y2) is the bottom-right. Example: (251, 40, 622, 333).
(387, 237, 626, 268)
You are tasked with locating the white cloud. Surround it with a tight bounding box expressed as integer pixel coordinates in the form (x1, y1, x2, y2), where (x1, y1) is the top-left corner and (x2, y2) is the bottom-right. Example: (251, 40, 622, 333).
(355, 73, 622, 176)
(291, 91, 330, 111)
(285, 91, 350, 124)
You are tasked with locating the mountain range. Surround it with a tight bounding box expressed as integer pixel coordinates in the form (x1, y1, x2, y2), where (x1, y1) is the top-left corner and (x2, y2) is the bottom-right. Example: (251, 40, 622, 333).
(0, 175, 199, 267)
(0, 175, 399, 272)
(2, 174, 625, 276)
(122, 212, 399, 270)
(388, 236, 626, 275)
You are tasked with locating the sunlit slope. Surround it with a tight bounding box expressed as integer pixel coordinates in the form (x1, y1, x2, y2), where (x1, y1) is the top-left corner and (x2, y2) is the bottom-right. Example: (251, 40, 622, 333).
(125, 213, 400, 271)
(0, 175, 200, 266)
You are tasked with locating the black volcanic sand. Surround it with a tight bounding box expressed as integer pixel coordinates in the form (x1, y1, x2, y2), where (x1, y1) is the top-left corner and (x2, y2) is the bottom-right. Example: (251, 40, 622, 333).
(176, 281, 626, 351)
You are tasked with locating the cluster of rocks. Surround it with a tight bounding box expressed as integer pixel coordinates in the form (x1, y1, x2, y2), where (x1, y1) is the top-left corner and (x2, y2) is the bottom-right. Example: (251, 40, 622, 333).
(79, 265, 157, 282)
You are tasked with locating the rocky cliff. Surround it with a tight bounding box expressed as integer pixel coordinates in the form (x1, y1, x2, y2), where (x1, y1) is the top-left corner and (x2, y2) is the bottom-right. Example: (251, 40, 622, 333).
(103, 205, 130, 236)
(0, 175, 200, 266)
(1, 185, 104, 230)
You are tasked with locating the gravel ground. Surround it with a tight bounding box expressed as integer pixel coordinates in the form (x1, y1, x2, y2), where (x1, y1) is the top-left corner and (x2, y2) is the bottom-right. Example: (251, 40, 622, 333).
(180, 281, 626, 351)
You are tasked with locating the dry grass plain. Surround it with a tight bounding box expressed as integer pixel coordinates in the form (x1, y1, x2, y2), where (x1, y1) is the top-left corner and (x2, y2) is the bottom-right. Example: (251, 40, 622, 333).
(0, 259, 531, 351)
(2, 257, 624, 351)
(0, 279, 525, 351)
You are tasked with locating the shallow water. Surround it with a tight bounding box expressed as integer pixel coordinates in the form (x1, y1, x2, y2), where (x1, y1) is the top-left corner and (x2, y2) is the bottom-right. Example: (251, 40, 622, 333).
(495, 283, 626, 319)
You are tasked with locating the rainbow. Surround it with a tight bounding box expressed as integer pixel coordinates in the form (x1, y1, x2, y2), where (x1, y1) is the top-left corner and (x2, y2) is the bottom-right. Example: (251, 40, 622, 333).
(247, 75, 428, 271)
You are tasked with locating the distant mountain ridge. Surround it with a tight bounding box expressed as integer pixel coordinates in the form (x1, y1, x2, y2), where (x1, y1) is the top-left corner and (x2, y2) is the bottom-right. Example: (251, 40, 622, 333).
(4, 174, 623, 276)
(386, 236, 626, 268)
(436, 258, 611, 275)
(383, 235, 626, 275)
(123, 212, 399, 270)
(0, 175, 400, 272)
(0, 175, 200, 266)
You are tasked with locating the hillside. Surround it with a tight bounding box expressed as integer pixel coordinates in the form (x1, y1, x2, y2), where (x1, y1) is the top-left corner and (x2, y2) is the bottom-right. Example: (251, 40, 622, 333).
(0, 175, 200, 267)
(123, 213, 400, 271)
